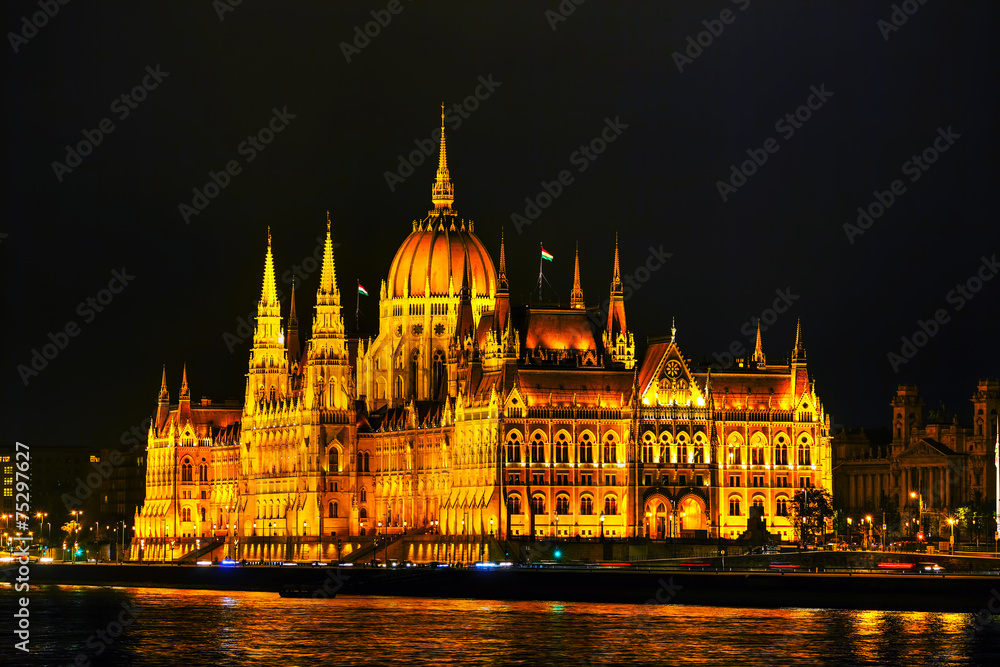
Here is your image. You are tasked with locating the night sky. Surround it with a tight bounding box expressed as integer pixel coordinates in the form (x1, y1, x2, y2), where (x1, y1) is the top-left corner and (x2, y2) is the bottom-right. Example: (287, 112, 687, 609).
(4, 1, 998, 452)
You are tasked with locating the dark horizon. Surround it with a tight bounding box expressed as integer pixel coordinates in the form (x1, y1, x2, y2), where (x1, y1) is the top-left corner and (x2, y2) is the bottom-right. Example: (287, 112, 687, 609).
(4, 1, 998, 451)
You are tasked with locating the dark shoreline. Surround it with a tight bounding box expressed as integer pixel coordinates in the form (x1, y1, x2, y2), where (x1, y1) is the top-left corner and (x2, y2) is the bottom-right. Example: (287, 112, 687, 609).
(22, 563, 1000, 613)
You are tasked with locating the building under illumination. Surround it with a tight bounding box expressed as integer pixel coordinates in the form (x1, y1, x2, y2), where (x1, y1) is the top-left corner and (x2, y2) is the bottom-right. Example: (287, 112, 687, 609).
(133, 114, 833, 561)
(833, 381, 999, 539)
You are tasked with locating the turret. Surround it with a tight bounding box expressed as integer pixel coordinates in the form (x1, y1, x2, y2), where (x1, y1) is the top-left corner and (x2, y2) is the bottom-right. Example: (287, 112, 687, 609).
(891, 385, 924, 452)
(246, 229, 288, 411)
(603, 233, 635, 368)
(750, 322, 765, 368)
(494, 228, 510, 332)
(287, 278, 301, 368)
(178, 363, 191, 425)
(155, 365, 170, 431)
(306, 215, 350, 413)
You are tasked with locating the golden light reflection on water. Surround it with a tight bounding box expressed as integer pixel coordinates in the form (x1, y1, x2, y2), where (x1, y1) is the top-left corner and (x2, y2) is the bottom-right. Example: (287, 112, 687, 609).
(7, 586, 999, 666)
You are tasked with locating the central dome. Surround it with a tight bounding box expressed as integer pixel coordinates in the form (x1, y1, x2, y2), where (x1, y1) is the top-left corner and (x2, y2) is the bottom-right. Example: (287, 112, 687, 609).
(387, 218, 496, 298)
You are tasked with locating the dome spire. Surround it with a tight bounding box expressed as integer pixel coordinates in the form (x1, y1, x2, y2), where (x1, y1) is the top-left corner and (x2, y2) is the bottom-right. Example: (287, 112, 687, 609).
(570, 241, 584, 309)
(430, 103, 454, 213)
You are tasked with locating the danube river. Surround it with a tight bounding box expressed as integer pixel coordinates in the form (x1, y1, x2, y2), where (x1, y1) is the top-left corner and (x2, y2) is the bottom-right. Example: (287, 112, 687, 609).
(3, 585, 1000, 666)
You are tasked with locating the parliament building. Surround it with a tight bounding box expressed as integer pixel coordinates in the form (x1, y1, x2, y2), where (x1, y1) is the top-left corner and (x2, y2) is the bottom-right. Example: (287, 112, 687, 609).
(133, 115, 833, 562)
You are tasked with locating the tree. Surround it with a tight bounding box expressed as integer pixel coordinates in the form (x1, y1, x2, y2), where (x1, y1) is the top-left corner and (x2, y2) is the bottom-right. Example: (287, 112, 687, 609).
(791, 487, 834, 547)
(61, 520, 81, 538)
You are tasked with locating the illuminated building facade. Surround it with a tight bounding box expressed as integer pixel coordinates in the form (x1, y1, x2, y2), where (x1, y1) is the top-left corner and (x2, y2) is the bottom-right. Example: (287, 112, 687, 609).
(133, 113, 833, 560)
(833, 381, 1000, 536)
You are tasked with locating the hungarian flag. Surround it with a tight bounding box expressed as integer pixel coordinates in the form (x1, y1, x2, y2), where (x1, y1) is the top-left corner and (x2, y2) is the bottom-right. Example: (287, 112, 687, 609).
(541, 247, 554, 262)
(357, 283, 369, 297)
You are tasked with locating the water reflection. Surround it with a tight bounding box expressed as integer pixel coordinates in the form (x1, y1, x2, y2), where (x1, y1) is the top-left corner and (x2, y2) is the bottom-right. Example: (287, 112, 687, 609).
(2, 585, 998, 666)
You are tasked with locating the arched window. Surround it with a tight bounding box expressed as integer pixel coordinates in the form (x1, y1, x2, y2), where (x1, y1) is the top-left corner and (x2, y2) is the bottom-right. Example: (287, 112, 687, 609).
(750, 434, 766, 465)
(199, 507, 206, 522)
(752, 497, 765, 513)
(555, 432, 570, 463)
(431, 349, 446, 400)
(531, 433, 546, 463)
(363, 452, 370, 472)
(775, 435, 789, 465)
(509, 495, 522, 515)
(181, 507, 191, 522)
(409, 349, 420, 398)
(579, 433, 593, 464)
(660, 432, 673, 463)
(729, 497, 741, 516)
(329, 448, 339, 472)
(395, 375, 404, 400)
(603, 434, 617, 464)
(359, 487, 367, 503)
(555, 494, 570, 515)
(329, 501, 337, 518)
(677, 433, 689, 464)
(269, 386, 276, 402)
(604, 495, 618, 515)
(641, 432, 655, 463)
(181, 459, 192, 482)
(797, 435, 811, 465)
(199, 460, 208, 482)
(726, 435, 741, 465)
(580, 495, 594, 515)
(359, 507, 367, 520)
(776, 498, 788, 516)
(356, 452, 363, 472)
(530, 494, 545, 516)
(506, 433, 522, 463)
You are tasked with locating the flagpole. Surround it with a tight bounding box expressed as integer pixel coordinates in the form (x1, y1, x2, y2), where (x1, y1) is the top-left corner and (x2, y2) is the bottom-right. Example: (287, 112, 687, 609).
(537, 242, 544, 302)
(356, 277, 360, 334)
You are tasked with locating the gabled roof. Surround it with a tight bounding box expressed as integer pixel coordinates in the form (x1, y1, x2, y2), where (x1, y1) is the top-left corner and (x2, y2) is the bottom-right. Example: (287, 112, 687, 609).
(898, 437, 960, 458)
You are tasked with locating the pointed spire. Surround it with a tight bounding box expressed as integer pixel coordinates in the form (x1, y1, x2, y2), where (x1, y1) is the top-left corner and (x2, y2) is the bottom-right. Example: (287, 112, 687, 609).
(498, 227, 508, 292)
(155, 364, 170, 432)
(158, 365, 169, 401)
(287, 278, 301, 364)
(180, 363, 190, 399)
(317, 212, 340, 305)
(570, 242, 584, 309)
(607, 233, 627, 336)
(752, 321, 766, 366)
(612, 232, 621, 288)
(793, 318, 806, 361)
(430, 103, 455, 212)
(260, 228, 278, 307)
(671, 317, 676, 343)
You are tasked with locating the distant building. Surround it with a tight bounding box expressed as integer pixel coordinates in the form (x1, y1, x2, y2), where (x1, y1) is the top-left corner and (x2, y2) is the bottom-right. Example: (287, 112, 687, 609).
(833, 381, 999, 538)
(133, 112, 834, 561)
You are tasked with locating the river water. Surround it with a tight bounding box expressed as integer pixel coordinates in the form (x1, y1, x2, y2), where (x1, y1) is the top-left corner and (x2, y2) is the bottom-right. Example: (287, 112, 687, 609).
(3, 585, 1000, 666)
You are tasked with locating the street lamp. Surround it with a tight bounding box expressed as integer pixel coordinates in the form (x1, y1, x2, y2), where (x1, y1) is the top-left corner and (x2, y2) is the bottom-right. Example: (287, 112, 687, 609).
(490, 517, 494, 538)
(910, 491, 923, 536)
(865, 515, 873, 550)
(600, 513, 605, 542)
(35, 512, 47, 542)
(947, 517, 956, 553)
